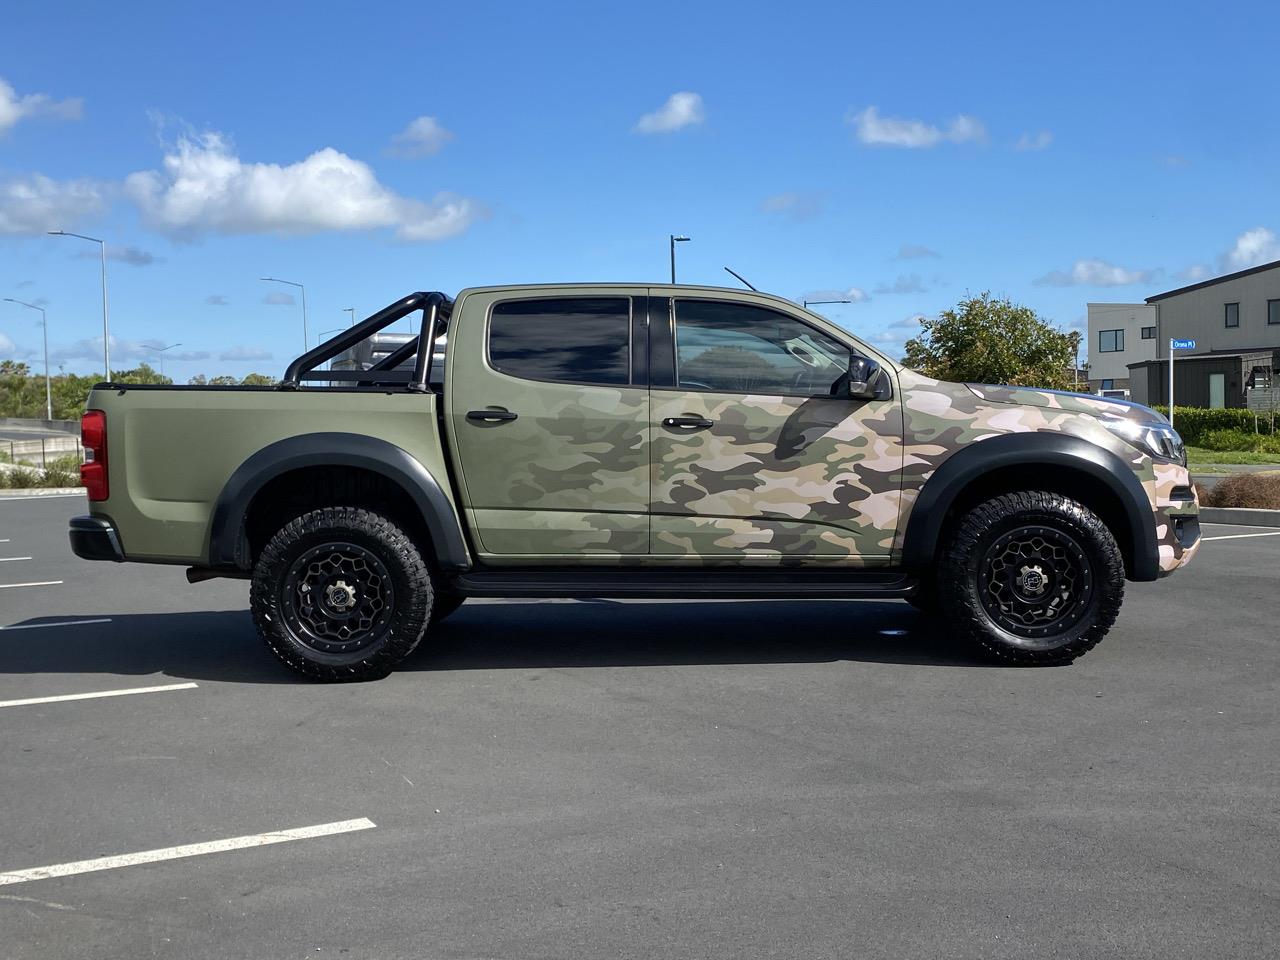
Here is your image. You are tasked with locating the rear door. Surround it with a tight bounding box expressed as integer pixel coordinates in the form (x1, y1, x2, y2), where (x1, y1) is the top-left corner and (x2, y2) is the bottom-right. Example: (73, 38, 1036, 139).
(648, 294, 904, 564)
(447, 288, 651, 561)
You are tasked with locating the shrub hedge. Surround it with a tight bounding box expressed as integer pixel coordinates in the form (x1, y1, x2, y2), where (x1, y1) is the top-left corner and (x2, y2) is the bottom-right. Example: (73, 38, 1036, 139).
(1149, 406, 1275, 445)
(1202, 472, 1280, 510)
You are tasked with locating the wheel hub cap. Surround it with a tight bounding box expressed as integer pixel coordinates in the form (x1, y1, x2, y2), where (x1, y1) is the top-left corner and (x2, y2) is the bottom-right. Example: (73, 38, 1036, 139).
(280, 541, 394, 655)
(979, 525, 1094, 644)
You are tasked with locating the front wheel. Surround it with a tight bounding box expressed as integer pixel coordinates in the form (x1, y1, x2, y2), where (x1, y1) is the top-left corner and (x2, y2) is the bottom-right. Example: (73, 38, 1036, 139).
(938, 492, 1125, 665)
(250, 506, 433, 681)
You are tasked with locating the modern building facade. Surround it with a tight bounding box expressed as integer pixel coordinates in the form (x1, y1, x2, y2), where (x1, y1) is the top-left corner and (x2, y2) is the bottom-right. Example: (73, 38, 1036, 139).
(1087, 259, 1280, 407)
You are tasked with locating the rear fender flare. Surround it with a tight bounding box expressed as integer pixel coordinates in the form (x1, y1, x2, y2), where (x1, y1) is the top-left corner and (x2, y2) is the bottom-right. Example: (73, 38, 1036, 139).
(207, 432, 470, 572)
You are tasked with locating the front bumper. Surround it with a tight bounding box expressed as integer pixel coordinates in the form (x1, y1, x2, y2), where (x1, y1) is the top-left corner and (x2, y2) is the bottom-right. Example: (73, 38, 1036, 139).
(69, 516, 125, 562)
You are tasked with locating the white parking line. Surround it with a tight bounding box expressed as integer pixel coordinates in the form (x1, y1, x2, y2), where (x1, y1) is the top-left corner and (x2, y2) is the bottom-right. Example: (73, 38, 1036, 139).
(0, 818, 377, 886)
(0, 618, 113, 632)
(0, 580, 62, 590)
(0, 682, 197, 709)
(1202, 531, 1280, 541)
(0, 557, 33, 563)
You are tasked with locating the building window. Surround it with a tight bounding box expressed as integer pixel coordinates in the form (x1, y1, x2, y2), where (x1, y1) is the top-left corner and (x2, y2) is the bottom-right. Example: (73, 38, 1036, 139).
(1269, 299, 1280, 325)
(1100, 379, 1114, 391)
(1225, 302, 1240, 328)
(1141, 326, 1156, 339)
(1098, 329, 1124, 353)
(488, 297, 631, 386)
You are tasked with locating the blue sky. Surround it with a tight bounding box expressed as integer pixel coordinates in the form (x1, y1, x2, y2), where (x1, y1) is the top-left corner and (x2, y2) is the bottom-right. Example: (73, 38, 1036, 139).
(2, 0, 1277, 379)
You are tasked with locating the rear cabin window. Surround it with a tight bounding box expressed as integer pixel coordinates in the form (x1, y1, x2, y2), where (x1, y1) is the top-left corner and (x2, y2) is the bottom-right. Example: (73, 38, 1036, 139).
(488, 297, 630, 386)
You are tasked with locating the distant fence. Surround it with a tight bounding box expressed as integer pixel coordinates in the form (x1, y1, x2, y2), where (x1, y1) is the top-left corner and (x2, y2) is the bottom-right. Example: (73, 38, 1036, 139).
(0, 417, 80, 435)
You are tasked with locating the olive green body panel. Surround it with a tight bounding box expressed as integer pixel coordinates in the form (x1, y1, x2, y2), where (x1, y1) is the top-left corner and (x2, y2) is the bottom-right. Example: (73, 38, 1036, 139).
(86, 387, 458, 564)
(444, 286, 650, 561)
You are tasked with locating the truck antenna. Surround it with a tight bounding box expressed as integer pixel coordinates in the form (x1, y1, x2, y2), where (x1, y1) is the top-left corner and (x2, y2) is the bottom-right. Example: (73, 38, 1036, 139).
(723, 266, 757, 291)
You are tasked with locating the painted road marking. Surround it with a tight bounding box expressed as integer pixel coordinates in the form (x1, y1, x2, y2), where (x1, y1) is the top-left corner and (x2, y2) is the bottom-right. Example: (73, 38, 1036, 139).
(0, 818, 377, 886)
(0, 682, 197, 710)
(0, 557, 33, 563)
(1202, 531, 1280, 542)
(0, 618, 113, 632)
(0, 580, 62, 590)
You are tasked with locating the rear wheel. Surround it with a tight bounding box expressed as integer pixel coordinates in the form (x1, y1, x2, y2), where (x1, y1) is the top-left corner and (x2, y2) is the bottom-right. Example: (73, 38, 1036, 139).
(250, 506, 433, 681)
(938, 491, 1124, 665)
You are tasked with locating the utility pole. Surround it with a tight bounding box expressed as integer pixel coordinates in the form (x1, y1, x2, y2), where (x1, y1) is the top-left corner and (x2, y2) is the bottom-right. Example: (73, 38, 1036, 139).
(4, 298, 51, 419)
(48, 231, 110, 379)
(669, 235, 690, 284)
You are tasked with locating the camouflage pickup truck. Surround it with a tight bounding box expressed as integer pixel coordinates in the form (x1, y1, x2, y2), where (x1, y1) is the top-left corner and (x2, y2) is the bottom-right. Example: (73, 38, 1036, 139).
(69, 285, 1200, 680)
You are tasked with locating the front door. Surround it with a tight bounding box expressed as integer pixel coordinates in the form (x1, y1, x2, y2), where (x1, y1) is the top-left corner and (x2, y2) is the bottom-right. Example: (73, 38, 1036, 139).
(448, 290, 650, 561)
(649, 295, 904, 565)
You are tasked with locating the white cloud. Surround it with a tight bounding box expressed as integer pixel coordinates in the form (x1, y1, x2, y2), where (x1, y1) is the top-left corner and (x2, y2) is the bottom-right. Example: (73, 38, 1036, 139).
(0, 78, 82, 136)
(874, 273, 928, 295)
(1015, 130, 1053, 151)
(219, 346, 272, 361)
(847, 106, 986, 148)
(206, 294, 229, 306)
(1221, 227, 1280, 272)
(634, 92, 705, 134)
(760, 192, 824, 221)
(1034, 259, 1154, 287)
(801, 287, 870, 305)
(896, 243, 939, 260)
(48, 335, 207, 366)
(0, 174, 106, 235)
(388, 116, 454, 157)
(1178, 264, 1210, 282)
(263, 291, 296, 306)
(124, 132, 480, 242)
(0, 331, 21, 357)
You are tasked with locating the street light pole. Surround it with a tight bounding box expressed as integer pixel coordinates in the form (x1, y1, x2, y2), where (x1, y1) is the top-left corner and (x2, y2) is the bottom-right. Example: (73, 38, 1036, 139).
(260, 277, 308, 351)
(669, 235, 690, 284)
(4, 298, 51, 419)
(343, 307, 356, 326)
(151, 342, 182, 379)
(803, 299, 853, 311)
(48, 230, 110, 379)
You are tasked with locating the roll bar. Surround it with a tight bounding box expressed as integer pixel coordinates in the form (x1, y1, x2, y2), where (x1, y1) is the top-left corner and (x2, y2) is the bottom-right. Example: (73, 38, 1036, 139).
(280, 291, 452, 390)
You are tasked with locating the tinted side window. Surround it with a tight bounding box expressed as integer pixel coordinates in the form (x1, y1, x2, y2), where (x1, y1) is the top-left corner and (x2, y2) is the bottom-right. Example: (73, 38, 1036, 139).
(489, 298, 630, 386)
(673, 300, 850, 396)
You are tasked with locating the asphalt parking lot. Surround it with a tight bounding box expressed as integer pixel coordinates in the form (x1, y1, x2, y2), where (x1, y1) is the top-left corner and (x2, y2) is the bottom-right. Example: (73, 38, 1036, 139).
(1, 495, 1277, 959)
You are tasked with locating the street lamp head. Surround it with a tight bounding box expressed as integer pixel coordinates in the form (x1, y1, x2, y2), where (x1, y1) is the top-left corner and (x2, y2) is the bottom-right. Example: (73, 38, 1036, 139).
(673, 235, 690, 242)
(47, 230, 66, 236)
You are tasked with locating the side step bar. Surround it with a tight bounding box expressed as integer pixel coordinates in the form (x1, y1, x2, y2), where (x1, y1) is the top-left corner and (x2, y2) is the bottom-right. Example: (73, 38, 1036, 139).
(449, 568, 918, 601)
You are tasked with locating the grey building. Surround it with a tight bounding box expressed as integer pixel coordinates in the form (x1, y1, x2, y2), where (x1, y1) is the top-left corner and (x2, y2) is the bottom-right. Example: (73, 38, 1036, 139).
(1087, 259, 1280, 407)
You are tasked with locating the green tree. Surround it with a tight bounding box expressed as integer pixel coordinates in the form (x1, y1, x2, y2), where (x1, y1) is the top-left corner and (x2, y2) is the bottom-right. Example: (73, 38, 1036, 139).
(240, 372, 278, 386)
(902, 292, 1081, 390)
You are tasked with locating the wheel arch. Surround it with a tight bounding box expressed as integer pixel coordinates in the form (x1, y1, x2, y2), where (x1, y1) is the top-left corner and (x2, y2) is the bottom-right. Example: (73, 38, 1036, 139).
(901, 432, 1158, 581)
(207, 433, 470, 573)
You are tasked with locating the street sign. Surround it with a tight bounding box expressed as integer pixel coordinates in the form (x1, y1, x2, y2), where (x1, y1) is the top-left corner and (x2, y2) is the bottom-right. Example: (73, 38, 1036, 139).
(1168, 340, 1196, 429)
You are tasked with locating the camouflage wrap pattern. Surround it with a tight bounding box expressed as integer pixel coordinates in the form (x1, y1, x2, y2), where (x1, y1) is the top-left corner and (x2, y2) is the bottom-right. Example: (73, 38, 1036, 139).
(1151, 461, 1201, 573)
(650, 390, 905, 563)
(450, 383, 650, 557)
(897, 372, 1199, 571)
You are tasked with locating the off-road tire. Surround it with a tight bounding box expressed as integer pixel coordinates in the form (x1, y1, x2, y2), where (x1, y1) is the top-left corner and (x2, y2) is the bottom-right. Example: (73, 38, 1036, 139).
(430, 592, 466, 625)
(938, 491, 1124, 665)
(250, 506, 433, 681)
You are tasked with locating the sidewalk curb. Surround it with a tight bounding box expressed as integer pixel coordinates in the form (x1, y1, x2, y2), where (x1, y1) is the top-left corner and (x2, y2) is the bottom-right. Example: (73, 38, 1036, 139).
(0, 487, 85, 500)
(1200, 506, 1280, 528)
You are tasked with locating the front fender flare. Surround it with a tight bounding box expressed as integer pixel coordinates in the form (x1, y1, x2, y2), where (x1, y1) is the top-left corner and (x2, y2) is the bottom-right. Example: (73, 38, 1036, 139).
(900, 432, 1158, 581)
(207, 432, 470, 572)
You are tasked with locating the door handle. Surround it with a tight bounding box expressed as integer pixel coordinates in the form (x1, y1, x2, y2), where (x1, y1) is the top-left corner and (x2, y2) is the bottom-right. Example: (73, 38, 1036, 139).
(662, 416, 714, 430)
(466, 409, 518, 423)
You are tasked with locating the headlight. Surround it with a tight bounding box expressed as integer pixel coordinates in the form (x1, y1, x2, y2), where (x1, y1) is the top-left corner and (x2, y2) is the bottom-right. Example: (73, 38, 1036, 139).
(1099, 416, 1186, 465)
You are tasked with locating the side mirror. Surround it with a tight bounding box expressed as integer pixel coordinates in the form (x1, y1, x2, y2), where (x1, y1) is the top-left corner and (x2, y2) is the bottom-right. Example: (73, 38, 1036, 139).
(847, 356, 881, 399)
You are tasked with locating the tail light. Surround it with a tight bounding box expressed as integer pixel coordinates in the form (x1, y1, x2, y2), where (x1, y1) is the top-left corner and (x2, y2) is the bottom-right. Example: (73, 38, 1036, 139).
(81, 410, 108, 501)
